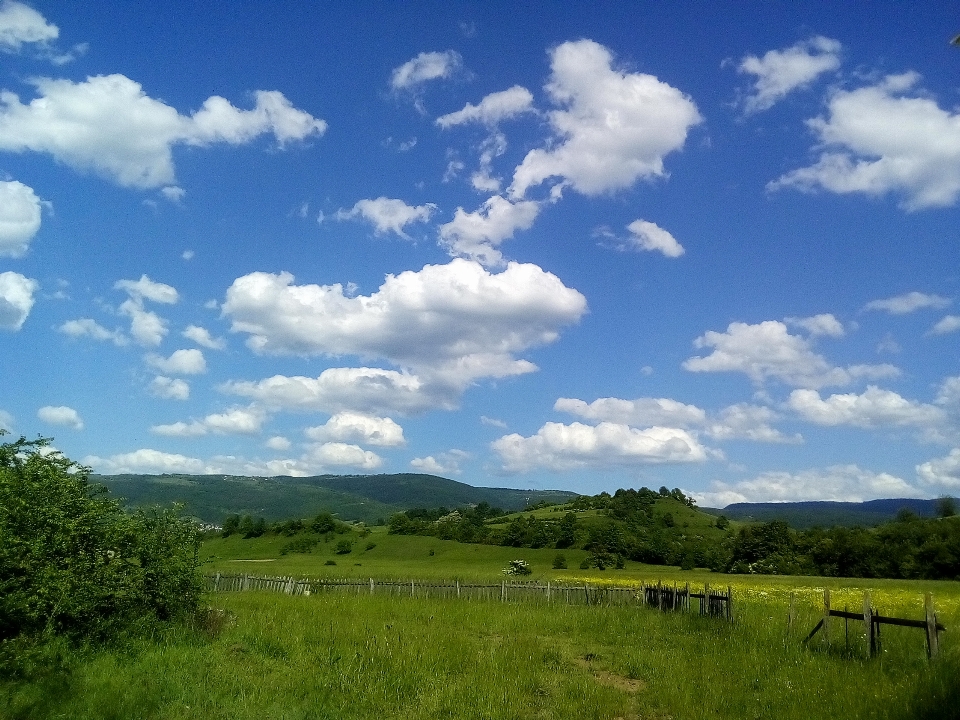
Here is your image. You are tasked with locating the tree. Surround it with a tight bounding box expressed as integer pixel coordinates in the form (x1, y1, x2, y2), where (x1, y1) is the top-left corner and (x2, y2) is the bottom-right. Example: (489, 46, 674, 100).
(0, 435, 202, 659)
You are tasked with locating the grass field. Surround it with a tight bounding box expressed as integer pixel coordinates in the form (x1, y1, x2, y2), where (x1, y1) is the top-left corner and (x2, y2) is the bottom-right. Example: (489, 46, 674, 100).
(3, 529, 957, 719)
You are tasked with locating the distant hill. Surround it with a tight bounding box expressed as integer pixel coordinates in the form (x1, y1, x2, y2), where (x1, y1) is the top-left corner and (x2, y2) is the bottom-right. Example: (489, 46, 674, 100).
(705, 498, 948, 529)
(91, 472, 578, 525)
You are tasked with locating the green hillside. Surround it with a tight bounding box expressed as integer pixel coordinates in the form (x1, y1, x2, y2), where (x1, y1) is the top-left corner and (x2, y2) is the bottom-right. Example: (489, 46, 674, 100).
(91, 472, 578, 525)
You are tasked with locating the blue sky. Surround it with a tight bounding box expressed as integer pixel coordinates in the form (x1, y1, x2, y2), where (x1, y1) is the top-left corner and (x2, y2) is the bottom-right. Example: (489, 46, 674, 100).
(1, 0, 959, 505)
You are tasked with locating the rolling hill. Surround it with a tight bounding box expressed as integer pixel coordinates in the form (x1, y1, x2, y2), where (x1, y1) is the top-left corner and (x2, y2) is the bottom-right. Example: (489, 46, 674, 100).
(705, 498, 950, 529)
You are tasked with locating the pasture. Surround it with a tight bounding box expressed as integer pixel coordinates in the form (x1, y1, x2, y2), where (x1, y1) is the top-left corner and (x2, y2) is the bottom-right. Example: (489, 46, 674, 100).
(3, 529, 957, 719)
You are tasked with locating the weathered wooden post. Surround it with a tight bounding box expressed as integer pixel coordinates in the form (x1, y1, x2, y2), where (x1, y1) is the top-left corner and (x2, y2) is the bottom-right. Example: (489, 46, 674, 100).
(863, 591, 874, 658)
(547, 581, 551, 603)
(727, 586, 733, 621)
(703, 582, 709, 616)
(925, 593, 940, 659)
(822, 589, 831, 647)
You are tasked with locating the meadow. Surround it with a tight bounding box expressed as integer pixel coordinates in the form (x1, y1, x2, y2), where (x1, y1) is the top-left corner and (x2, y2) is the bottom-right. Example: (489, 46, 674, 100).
(3, 527, 957, 720)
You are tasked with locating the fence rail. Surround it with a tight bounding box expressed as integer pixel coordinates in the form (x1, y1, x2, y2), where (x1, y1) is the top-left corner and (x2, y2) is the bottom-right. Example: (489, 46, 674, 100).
(204, 573, 732, 618)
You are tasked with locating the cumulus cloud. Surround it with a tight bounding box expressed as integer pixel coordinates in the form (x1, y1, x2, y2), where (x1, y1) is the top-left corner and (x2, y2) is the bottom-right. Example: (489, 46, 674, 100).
(37, 404, 83, 430)
(555, 396, 706, 427)
(390, 50, 462, 91)
(304, 411, 405, 447)
(265, 435, 291, 451)
(114, 274, 177, 346)
(114, 275, 179, 304)
(148, 375, 190, 400)
(0, 180, 42, 257)
(784, 313, 845, 337)
(182, 324, 226, 350)
(694, 465, 922, 507)
(0, 74, 325, 191)
(438, 195, 541, 265)
(335, 197, 436, 239)
(0, 270, 37, 330)
(58, 318, 127, 345)
(863, 291, 951, 315)
(151, 405, 266, 437)
(683, 320, 898, 389)
(787, 386, 947, 430)
(145, 349, 207, 375)
(737, 36, 841, 113)
(303, 441, 382, 470)
(436, 86, 535, 128)
(930, 315, 960, 335)
(0, 1, 57, 52)
(492, 421, 707, 473)
(410, 450, 468, 476)
(84, 449, 214, 475)
(220, 368, 450, 417)
(770, 73, 960, 210)
(704, 403, 803, 444)
(508, 39, 701, 199)
(222, 259, 587, 391)
(624, 219, 685, 258)
(917, 448, 960, 489)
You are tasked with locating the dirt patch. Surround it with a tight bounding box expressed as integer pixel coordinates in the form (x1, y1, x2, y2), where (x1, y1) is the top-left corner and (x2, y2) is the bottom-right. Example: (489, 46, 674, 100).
(575, 655, 645, 694)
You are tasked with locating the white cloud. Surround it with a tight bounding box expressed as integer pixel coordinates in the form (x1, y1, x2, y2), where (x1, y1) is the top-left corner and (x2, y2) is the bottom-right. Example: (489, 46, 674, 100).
(84, 448, 214, 475)
(37, 404, 83, 430)
(182, 324, 226, 350)
(0, 74, 325, 190)
(737, 36, 841, 113)
(787, 386, 947, 429)
(436, 86, 535, 128)
(555, 396, 706, 427)
(0, 180, 42, 257)
(438, 195, 541, 265)
(770, 73, 960, 210)
(480, 415, 507, 428)
(410, 450, 467, 476)
(390, 50, 462, 91)
(624, 219, 684, 258)
(863, 291, 951, 314)
(145, 348, 206, 375)
(931, 315, 960, 335)
(222, 259, 587, 391)
(509, 39, 701, 199)
(114, 274, 179, 304)
(704, 403, 803, 444)
(148, 375, 190, 401)
(0, 270, 37, 330)
(151, 405, 266, 437)
(335, 197, 436, 239)
(694, 465, 922, 506)
(58, 318, 127, 345)
(304, 411, 405, 447)
(683, 320, 898, 389)
(265, 435, 291, 451)
(917, 448, 960, 489)
(937, 376, 960, 408)
(303, 441, 382, 470)
(0, 1, 57, 52)
(492, 421, 707, 473)
(220, 367, 450, 417)
(784, 313, 845, 337)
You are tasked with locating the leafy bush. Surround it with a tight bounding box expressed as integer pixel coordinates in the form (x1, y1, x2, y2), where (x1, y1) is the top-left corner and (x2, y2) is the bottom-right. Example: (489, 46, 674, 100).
(0, 435, 202, 673)
(279, 536, 319, 555)
(334, 539, 353, 555)
(503, 559, 532, 576)
(552, 553, 568, 569)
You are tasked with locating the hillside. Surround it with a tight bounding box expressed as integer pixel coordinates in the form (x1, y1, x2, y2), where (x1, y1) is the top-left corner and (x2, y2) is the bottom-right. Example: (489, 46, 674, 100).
(91, 472, 578, 525)
(709, 498, 949, 529)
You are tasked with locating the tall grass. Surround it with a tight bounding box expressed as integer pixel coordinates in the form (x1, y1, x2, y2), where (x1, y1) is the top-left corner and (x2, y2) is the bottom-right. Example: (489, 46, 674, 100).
(3, 583, 956, 720)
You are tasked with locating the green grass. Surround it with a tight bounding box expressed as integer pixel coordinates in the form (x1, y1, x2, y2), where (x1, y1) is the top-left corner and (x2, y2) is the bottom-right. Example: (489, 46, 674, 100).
(3, 584, 957, 720)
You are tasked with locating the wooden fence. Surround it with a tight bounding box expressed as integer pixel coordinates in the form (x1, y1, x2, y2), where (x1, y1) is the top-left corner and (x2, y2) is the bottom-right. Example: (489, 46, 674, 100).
(204, 574, 732, 618)
(801, 589, 946, 659)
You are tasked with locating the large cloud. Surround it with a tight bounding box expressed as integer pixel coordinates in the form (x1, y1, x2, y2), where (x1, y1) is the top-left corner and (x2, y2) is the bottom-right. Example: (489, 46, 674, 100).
(37, 404, 83, 430)
(508, 39, 701, 199)
(304, 411, 405, 447)
(0, 270, 37, 330)
(694, 465, 922, 506)
(917, 448, 960, 489)
(788, 386, 947, 430)
(438, 196, 541, 265)
(0, 180, 42, 257)
(737, 36, 841, 113)
(222, 259, 587, 390)
(221, 367, 448, 417)
(151, 405, 266, 437)
(0, 74, 325, 192)
(770, 73, 960, 210)
(492, 421, 707, 473)
(683, 320, 898, 389)
(0, 1, 57, 52)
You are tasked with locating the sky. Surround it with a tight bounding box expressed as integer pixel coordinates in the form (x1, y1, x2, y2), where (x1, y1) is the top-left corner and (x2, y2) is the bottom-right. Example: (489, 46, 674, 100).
(1, 1, 959, 506)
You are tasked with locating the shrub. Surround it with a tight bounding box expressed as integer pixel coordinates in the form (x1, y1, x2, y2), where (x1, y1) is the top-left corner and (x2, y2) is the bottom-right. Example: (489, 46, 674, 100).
(553, 553, 568, 569)
(324, 559, 337, 566)
(0, 435, 202, 672)
(503, 559, 532, 576)
(364, 542, 376, 551)
(280, 536, 319, 555)
(334, 539, 353, 555)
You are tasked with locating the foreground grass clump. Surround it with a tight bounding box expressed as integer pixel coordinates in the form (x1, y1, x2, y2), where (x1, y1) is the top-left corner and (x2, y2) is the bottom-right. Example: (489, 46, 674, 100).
(2, 585, 957, 720)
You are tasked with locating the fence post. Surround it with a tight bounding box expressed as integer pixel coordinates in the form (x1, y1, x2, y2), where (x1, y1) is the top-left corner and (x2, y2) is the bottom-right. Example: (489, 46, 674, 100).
(863, 591, 873, 658)
(411, 580, 415, 597)
(456, 580, 461, 599)
(925, 593, 940, 659)
(501, 580, 506, 603)
(822, 589, 831, 648)
(727, 586, 733, 621)
(547, 581, 551, 603)
(703, 583, 709, 616)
